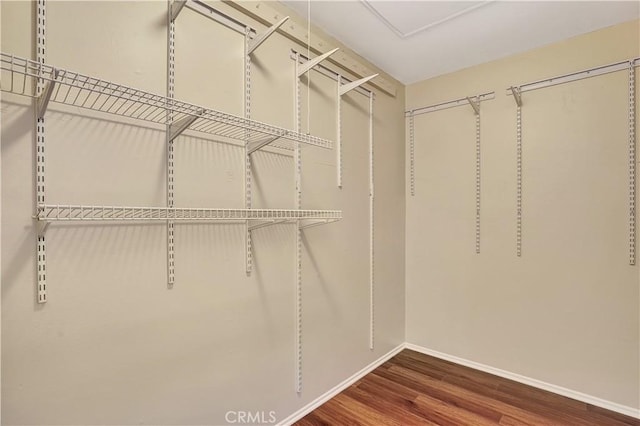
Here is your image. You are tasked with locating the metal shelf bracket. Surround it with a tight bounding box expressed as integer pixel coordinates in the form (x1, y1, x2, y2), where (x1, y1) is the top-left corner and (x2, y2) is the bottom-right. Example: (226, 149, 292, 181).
(248, 16, 289, 55)
(339, 74, 378, 96)
(300, 219, 335, 230)
(36, 69, 58, 119)
(248, 134, 283, 154)
(297, 48, 339, 77)
(249, 219, 288, 231)
(35, 214, 50, 236)
(467, 96, 480, 115)
(510, 86, 523, 107)
(169, 108, 204, 141)
(170, 0, 187, 21)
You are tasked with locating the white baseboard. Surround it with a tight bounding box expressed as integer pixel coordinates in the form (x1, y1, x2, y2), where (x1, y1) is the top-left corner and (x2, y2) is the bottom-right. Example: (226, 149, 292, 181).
(278, 343, 406, 425)
(405, 343, 640, 420)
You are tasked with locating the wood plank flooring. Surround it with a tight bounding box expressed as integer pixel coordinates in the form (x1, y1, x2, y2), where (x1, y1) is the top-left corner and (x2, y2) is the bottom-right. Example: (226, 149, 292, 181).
(295, 349, 639, 426)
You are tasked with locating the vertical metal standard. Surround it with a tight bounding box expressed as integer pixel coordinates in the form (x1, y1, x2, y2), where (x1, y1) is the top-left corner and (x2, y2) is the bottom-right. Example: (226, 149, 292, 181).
(294, 53, 303, 394)
(474, 107, 481, 254)
(369, 92, 375, 350)
(516, 104, 522, 257)
(337, 74, 376, 189)
(35, 0, 47, 303)
(244, 27, 253, 275)
(511, 86, 523, 257)
(166, 0, 176, 287)
(409, 114, 415, 197)
(629, 62, 637, 266)
(336, 75, 342, 188)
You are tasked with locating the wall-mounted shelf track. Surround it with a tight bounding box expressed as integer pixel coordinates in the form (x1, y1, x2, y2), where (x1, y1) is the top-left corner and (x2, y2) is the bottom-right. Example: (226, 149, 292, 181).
(0, 53, 333, 152)
(405, 91, 495, 254)
(507, 57, 639, 262)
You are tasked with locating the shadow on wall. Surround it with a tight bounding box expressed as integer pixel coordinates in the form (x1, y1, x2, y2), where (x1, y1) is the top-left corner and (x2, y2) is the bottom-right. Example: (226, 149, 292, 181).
(1, 101, 33, 144)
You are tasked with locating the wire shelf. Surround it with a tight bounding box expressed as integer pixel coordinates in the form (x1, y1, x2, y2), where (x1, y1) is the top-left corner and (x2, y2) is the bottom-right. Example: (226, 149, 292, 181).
(36, 204, 342, 223)
(1, 52, 333, 150)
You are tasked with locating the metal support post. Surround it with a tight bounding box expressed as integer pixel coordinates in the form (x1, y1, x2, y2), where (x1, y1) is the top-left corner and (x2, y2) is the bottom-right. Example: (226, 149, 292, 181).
(516, 103, 522, 257)
(510, 86, 523, 257)
(336, 75, 342, 188)
(35, 0, 48, 303)
(471, 99, 481, 254)
(369, 92, 375, 350)
(409, 114, 415, 196)
(629, 63, 636, 265)
(294, 53, 303, 394)
(245, 27, 253, 275)
(166, 0, 177, 287)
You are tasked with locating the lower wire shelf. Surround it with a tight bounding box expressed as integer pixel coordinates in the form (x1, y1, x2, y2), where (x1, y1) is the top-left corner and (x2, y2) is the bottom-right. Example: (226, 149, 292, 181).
(35, 204, 342, 226)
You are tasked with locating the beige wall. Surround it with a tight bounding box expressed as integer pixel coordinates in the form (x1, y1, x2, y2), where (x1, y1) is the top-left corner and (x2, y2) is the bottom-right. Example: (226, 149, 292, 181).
(406, 20, 639, 409)
(0, 1, 405, 424)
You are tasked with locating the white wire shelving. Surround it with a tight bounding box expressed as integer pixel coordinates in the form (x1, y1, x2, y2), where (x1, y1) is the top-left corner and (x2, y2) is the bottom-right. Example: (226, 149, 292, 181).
(1, 48, 343, 304)
(0, 52, 333, 152)
(35, 204, 341, 227)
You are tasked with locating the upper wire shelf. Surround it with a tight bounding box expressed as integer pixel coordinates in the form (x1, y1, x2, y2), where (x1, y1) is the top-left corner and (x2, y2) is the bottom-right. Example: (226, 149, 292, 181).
(0, 52, 333, 151)
(36, 205, 342, 229)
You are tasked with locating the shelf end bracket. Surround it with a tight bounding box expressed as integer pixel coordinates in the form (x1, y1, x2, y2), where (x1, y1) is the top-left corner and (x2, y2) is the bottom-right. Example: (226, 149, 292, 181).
(248, 16, 289, 55)
(248, 134, 283, 154)
(35, 217, 50, 237)
(339, 74, 378, 96)
(36, 69, 58, 119)
(466, 96, 480, 115)
(510, 86, 523, 107)
(297, 48, 340, 77)
(170, 0, 187, 21)
(249, 219, 288, 231)
(169, 108, 203, 141)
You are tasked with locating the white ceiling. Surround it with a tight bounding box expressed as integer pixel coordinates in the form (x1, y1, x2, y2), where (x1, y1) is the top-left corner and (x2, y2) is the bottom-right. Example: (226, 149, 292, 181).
(280, 1, 640, 85)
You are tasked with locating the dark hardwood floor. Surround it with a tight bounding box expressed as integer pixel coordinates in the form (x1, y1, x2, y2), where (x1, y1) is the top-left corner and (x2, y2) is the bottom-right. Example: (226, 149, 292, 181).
(295, 349, 640, 426)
